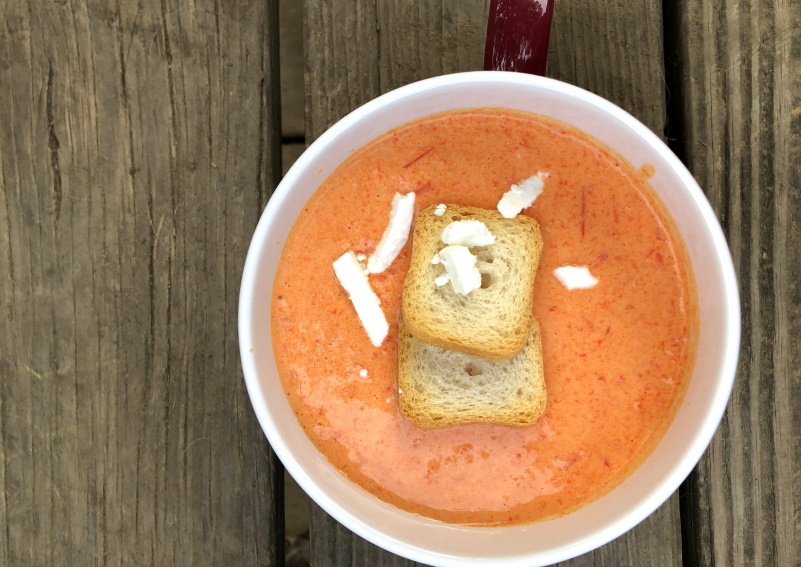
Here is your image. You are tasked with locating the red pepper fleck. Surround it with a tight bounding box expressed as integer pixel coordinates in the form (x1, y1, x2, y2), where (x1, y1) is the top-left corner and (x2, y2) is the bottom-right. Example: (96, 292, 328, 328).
(403, 147, 434, 168)
(580, 186, 587, 238)
(414, 181, 433, 194)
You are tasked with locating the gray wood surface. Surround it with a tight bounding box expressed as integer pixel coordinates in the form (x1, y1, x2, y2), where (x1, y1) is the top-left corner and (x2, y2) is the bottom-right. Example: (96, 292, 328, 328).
(548, 0, 667, 138)
(303, 1, 682, 565)
(280, 0, 306, 138)
(669, 1, 801, 565)
(0, 0, 283, 565)
(304, 0, 489, 141)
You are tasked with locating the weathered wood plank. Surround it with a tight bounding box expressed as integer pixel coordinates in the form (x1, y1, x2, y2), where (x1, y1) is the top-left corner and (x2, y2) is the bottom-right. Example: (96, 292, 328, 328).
(548, 0, 668, 137)
(304, 0, 489, 142)
(303, 0, 379, 141)
(280, 0, 306, 138)
(0, 0, 283, 565)
(668, 0, 801, 565)
(303, 1, 684, 566)
(375, 1, 490, 94)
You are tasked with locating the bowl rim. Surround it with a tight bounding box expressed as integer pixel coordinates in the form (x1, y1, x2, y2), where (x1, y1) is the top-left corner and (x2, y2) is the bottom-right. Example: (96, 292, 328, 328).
(238, 70, 741, 566)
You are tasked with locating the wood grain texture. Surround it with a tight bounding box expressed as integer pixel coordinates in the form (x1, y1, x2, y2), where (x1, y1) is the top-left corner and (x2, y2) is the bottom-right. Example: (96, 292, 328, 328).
(669, 0, 801, 565)
(304, 0, 489, 141)
(548, 0, 668, 137)
(303, 1, 682, 566)
(280, 0, 306, 138)
(0, 0, 283, 565)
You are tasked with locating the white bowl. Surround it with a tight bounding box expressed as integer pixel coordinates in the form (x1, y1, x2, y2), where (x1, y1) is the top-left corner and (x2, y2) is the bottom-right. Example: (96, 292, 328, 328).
(238, 72, 740, 566)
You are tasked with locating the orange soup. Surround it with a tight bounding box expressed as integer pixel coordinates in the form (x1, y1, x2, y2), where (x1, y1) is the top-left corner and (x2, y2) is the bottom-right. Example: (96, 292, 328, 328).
(271, 109, 697, 525)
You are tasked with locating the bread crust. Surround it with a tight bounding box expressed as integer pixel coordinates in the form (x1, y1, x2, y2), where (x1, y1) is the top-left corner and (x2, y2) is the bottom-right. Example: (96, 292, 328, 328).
(401, 204, 543, 361)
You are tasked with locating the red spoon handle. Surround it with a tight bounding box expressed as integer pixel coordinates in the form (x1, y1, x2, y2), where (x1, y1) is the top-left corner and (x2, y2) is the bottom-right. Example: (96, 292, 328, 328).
(484, 0, 554, 76)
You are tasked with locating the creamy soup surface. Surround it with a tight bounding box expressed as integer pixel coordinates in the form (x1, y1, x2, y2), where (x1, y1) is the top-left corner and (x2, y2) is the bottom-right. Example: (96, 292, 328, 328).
(271, 109, 697, 526)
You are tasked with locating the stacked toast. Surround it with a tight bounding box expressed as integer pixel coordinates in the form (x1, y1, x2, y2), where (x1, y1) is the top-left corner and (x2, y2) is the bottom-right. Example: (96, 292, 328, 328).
(399, 204, 547, 428)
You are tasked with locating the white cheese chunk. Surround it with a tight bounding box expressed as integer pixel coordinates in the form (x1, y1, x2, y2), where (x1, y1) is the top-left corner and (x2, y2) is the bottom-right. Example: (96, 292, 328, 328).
(367, 192, 416, 274)
(359, 369, 369, 378)
(438, 245, 482, 295)
(434, 203, 447, 216)
(497, 175, 545, 218)
(430, 253, 441, 265)
(434, 273, 450, 286)
(553, 265, 599, 290)
(440, 220, 496, 247)
(332, 251, 389, 346)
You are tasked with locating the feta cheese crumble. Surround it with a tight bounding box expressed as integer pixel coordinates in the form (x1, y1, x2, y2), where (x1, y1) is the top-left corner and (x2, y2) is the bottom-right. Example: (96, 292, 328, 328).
(553, 265, 599, 290)
(497, 174, 545, 218)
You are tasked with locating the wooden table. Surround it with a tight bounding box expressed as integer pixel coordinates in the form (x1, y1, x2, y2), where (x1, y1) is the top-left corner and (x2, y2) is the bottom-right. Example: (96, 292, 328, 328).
(1, 1, 798, 565)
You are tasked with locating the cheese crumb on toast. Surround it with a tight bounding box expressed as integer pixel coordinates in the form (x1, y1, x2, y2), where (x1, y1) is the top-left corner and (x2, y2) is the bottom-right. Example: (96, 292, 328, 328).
(401, 204, 543, 361)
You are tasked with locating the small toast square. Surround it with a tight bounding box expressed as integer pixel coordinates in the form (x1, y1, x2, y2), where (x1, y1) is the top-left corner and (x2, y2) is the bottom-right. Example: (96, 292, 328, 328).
(402, 204, 543, 361)
(397, 317, 546, 428)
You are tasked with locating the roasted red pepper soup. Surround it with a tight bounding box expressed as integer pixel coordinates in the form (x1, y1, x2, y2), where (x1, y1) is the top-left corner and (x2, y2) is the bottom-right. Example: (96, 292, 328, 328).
(271, 108, 697, 526)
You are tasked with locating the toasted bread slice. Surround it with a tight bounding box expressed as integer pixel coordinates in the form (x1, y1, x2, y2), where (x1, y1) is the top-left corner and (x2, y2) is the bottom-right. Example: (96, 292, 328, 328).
(402, 204, 543, 361)
(397, 317, 546, 428)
